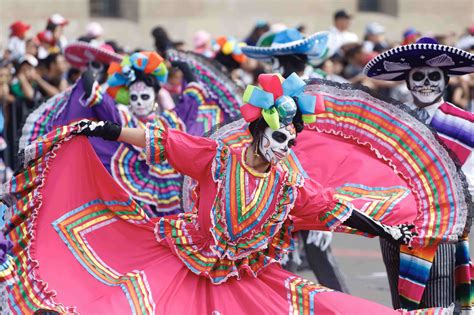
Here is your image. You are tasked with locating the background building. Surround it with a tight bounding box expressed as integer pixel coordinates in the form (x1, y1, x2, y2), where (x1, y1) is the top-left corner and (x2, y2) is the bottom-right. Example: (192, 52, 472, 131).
(1, 0, 473, 50)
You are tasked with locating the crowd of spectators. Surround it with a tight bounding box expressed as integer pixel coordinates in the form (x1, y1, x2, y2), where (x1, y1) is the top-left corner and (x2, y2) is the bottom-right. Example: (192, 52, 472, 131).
(0, 10, 473, 172)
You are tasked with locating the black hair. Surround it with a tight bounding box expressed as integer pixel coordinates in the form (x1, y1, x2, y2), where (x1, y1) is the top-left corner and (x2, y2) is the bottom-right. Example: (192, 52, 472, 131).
(274, 54, 308, 78)
(244, 23, 270, 46)
(248, 103, 304, 145)
(214, 52, 240, 72)
(151, 26, 173, 55)
(46, 22, 59, 32)
(132, 71, 161, 94)
(42, 53, 61, 70)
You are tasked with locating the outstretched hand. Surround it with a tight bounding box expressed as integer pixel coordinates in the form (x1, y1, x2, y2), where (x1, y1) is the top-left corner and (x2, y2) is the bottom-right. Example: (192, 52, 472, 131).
(74, 119, 122, 141)
(382, 223, 417, 247)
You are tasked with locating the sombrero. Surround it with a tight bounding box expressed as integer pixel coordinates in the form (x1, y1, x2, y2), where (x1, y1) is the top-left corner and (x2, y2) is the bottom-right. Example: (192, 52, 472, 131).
(364, 37, 474, 81)
(65, 41, 123, 69)
(241, 28, 330, 62)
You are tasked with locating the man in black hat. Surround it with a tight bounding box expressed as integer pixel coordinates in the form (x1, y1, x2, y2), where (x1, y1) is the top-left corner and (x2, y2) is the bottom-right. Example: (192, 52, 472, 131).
(365, 37, 474, 312)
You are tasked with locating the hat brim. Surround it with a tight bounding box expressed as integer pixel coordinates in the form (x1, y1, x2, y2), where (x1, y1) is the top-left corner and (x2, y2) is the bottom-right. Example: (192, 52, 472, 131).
(364, 43, 474, 81)
(242, 31, 330, 62)
(65, 42, 122, 69)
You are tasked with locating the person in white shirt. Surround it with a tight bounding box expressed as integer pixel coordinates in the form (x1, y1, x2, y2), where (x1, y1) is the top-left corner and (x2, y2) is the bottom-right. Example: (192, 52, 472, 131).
(7, 21, 31, 61)
(329, 10, 359, 51)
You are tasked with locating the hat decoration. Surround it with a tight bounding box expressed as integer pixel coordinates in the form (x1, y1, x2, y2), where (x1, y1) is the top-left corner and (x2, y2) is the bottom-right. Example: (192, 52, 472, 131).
(212, 36, 247, 63)
(364, 37, 474, 81)
(240, 72, 325, 130)
(106, 51, 168, 105)
(241, 28, 330, 62)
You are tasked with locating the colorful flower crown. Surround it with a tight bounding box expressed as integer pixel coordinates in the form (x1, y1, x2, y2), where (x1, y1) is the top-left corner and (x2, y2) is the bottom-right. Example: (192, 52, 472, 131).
(240, 73, 325, 130)
(212, 36, 247, 64)
(106, 51, 168, 105)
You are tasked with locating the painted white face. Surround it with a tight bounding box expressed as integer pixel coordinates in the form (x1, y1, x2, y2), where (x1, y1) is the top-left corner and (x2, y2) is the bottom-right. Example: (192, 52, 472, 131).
(259, 124, 297, 164)
(129, 81, 156, 117)
(408, 67, 445, 106)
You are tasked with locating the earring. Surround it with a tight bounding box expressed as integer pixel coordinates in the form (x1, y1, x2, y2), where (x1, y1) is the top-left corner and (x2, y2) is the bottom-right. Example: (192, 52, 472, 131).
(253, 141, 260, 158)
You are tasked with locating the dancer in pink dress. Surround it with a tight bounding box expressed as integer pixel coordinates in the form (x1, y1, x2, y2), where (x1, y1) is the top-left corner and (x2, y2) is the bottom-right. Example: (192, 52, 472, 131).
(41, 72, 414, 314)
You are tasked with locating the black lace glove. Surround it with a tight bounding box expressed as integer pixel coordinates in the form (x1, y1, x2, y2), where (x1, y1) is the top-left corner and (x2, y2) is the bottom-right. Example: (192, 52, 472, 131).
(171, 60, 196, 83)
(74, 119, 122, 141)
(344, 209, 417, 247)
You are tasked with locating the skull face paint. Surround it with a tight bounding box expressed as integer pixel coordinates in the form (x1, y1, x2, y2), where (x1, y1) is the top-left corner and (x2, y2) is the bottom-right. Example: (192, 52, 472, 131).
(407, 67, 446, 106)
(129, 81, 157, 117)
(259, 124, 297, 164)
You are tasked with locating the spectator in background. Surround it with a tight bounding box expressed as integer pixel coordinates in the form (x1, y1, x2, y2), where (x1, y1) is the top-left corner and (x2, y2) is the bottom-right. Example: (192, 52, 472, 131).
(329, 9, 359, 51)
(10, 55, 40, 104)
(296, 24, 307, 34)
(7, 21, 31, 61)
(46, 13, 69, 52)
(455, 24, 474, 51)
(81, 22, 105, 45)
(37, 53, 68, 98)
(244, 20, 270, 46)
(193, 30, 213, 58)
(402, 27, 421, 45)
(25, 38, 39, 58)
(363, 22, 389, 53)
(343, 44, 371, 80)
(151, 26, 178, 56)
(0, 60, 14, 108)
(36, 30, 57, 59)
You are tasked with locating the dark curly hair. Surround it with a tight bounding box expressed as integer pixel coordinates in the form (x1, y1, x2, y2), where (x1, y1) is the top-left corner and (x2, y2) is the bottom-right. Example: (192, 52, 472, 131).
(214, 52, 241, 72)
(248, 102, 304, 147)
(131, 71, 162, 94)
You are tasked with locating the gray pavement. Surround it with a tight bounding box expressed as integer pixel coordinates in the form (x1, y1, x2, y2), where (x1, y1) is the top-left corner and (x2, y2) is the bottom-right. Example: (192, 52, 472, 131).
(297, 233, 474, 307)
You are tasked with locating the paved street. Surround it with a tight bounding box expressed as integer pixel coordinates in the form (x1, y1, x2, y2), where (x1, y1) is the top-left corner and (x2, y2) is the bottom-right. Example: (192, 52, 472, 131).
(298, 233, 474, 307)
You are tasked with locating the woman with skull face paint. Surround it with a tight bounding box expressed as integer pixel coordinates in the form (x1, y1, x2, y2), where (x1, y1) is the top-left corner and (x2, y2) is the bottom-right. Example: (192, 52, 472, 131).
(61, 72, 416, 313)
(242, 28, 350, 293)
(365, 37, 474, 311)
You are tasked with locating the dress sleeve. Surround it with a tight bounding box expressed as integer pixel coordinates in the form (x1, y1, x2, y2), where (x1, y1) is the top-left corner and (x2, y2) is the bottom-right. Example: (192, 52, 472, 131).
(145, 123, 218, 180)
(292, 178, 353, 232)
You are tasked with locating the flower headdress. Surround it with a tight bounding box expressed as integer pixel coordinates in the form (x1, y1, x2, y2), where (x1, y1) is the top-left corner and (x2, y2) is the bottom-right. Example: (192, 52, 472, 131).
(240, 73, 325, 130)
(106, 51, 168, 105)
(212, 36, 247, 64)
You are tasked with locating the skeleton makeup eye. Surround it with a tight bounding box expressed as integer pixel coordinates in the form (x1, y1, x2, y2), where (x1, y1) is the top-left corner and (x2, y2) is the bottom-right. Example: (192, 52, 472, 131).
(412, 71, 425, 81)
(130, 95, 138, 101)
(288, 139, 296, 148)
(272, 131, 287, 143)
(141, 94, 150, 100)
(428, 72, 441, 81)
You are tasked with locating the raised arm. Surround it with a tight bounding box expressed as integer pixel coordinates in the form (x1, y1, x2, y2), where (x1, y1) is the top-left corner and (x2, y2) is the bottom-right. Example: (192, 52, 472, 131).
(118, 127, 146, 147)
(75, 120, 220, 180)
(292, 178, 416, 246)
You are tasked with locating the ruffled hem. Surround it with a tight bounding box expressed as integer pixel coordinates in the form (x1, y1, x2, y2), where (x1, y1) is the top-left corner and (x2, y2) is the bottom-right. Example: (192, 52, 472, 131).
(1, 125, 79, 313)
(303, 79, 469, 246)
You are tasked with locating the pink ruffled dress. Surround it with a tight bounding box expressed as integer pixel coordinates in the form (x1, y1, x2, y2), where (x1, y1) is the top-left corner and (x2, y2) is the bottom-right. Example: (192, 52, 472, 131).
(3, 124, 399, 314)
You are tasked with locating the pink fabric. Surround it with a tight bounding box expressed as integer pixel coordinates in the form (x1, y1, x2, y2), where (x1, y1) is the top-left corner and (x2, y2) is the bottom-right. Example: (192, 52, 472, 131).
(28, 135, 399, 313)
(292, 130, 417, 230)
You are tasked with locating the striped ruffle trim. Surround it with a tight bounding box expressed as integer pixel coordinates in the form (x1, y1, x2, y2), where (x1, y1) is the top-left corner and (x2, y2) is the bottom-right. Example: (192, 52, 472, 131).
(145, 124, 167, 165)
(83, 81, 103, 108)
